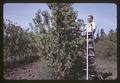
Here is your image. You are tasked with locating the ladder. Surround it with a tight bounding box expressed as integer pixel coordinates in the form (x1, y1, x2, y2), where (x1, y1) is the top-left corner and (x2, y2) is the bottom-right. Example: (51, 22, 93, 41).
(84, 30, 96, 80)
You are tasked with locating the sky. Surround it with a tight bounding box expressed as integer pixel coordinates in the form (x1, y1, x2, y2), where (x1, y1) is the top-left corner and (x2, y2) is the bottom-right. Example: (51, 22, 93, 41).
(4, 3, 117, 35)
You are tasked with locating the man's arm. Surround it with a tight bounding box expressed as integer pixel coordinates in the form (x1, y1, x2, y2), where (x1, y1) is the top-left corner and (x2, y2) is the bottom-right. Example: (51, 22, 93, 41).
(91, 22, 96, 34)
(83, 24, 87, 31)
(93, 28, 96, 34)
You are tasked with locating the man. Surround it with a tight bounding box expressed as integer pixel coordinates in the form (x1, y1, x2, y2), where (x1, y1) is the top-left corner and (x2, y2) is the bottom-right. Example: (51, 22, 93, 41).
(84, 15, 96, 71)
(84, 15, 96, 62)
(84, 15, 96, 37)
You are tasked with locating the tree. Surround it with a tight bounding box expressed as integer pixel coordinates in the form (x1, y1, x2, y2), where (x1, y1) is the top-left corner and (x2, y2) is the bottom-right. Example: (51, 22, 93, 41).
(116, 28, 117, 32)
(109, 29, 114, 34)
(95, 29, 100, 42)
(100, 28, 106, 38)
(4, 20, 37, 67)
(42, 10, 50, 30)
(47, 3, 85, 79)
(32, 10, 46, 34)
(77, 19, 85, 36)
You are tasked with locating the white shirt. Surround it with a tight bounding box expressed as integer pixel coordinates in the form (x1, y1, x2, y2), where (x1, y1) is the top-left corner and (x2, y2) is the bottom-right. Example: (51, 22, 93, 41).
(84, 22, 96, 32)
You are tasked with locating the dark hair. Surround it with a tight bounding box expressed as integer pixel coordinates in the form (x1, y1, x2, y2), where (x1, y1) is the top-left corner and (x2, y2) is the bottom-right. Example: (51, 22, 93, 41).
(88, 15, 93, 19)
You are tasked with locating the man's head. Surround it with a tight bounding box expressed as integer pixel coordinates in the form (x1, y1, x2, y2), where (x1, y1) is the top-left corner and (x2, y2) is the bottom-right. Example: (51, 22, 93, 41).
(87, 15, 93, 23)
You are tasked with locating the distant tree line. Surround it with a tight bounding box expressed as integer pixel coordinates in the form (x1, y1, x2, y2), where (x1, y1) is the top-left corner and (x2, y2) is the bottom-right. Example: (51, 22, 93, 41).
(95, 28, 116, 42)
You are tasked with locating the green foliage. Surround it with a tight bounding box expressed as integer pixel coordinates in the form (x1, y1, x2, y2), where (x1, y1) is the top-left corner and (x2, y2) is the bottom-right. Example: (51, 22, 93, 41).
(95, 29, 100, 42)
(42, 10, 50, 28)
(3, 20, 38, 64)
(4, 3, 85, 79)
(28, 3, 85, 79)
(95, 32, 117, 61)
(100, 28, 106, 38)
(35, 3, 85, 79)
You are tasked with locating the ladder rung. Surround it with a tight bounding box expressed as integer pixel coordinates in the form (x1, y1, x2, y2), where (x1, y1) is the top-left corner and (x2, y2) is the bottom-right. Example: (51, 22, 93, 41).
(89, 63, 95, 66)
(88, 46, 94, 49)
(86, 39, 94, 42)
(83, 66, 95, 69)
(90, 75, 96, 77)
(83, 62, 96, 65)
(84, 54, 95, 57)
(88, 54, 95, 56)
(89, 39, 94, 42)
(83, 67, 95, 69)
(83, 69, 94, 71)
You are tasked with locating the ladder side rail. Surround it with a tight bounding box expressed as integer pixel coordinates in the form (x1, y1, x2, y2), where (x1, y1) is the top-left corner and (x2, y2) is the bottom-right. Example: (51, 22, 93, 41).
(86, 29, 89, 80)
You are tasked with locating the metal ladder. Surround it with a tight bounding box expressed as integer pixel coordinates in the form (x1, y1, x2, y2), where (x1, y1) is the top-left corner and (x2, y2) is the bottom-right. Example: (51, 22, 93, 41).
(83, 31, 96, 80)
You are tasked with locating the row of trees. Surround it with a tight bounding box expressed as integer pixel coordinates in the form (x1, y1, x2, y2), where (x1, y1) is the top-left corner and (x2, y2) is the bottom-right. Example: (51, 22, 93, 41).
(3, 19, 39, 68)
(95, 28, 116, 42)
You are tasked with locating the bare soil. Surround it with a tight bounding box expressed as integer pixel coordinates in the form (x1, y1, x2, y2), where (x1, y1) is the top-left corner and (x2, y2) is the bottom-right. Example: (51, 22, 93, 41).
(4, 59, 54, 80)
(4, 56, 117, 80)
(95, 56, 117, 80)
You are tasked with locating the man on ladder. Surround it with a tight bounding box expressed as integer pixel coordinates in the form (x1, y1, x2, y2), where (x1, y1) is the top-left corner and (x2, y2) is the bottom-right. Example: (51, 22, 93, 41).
(84, 15, 96, 38)
(83, 15, 97, 80)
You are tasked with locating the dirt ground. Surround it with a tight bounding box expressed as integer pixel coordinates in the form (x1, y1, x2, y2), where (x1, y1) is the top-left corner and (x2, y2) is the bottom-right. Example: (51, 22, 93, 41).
(95, 56, 117, 80)
(4, 56, 117, 80)
(4, 59, 54, 80)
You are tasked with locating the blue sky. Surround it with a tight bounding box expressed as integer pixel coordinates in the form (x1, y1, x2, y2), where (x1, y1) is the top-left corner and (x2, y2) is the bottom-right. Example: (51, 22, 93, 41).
(4, 3, 117, 35)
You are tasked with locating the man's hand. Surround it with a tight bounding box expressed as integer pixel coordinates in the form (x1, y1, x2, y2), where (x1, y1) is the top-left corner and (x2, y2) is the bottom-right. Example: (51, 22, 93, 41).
(93, 29, 96, 34)
(84, 29, 86, 31)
